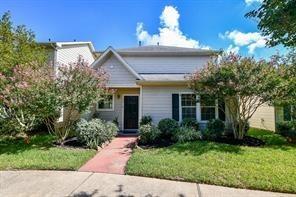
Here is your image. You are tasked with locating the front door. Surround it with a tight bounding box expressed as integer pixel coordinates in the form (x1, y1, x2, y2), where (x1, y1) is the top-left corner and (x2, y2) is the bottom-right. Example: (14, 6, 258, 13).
(124, 96, 139, 130)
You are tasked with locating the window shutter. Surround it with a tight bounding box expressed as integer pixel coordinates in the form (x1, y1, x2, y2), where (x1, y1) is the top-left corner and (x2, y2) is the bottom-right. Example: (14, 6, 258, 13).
(172, 94, 179, 121)
(218, 100, 226, 121)
(283, 105, 292, 121)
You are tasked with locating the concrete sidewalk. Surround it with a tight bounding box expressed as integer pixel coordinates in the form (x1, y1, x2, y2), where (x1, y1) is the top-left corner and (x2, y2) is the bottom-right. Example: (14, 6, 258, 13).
(1, 171, 295, 197)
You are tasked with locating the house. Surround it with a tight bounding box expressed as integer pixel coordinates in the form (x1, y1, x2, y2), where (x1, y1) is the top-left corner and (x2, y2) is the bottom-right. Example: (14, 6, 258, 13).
(91, 45, 227, 132)
(249, 104, 295, 131)
(40, 41, 96, 68)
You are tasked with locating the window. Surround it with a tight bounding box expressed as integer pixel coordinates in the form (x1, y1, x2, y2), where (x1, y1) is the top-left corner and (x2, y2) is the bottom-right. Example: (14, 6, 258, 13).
(181, 94, 196, 120)
(284, 105, 295, 121)
(97, 95, 114, 111)
(200, 96, 216, 121)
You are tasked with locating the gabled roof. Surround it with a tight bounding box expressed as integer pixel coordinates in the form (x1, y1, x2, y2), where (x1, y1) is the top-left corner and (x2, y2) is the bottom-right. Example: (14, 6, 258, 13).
(115, 45, 219, 56)
(91, 46, 142, 80)
(39, 41, 95, 52)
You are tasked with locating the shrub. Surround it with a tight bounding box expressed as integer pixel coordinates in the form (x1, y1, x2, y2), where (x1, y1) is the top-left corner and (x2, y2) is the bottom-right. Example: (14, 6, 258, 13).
(76, 118, 118, 149)
(180, 118, 199, 130)
(158, 118, 179, 138)
(140, 115, 152, 126)
(203, 119, 225, 140)
(276, 121, 296, 142)
(172, 127, 201, 143)
(139, 124, 161, 144)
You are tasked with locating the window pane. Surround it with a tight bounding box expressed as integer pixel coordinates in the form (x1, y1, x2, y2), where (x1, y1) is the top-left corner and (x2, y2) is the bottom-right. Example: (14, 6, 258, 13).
(200, 95, 215, 106)
(182, 107, 196, 119)
(98, 95, 113, 109)
(283, 105, 292, 121)
(201, 107, 215, 121)
(181, 94, 196, 106)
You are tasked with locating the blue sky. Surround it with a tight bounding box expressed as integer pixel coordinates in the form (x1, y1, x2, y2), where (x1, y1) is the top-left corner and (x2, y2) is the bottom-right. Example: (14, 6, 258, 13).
(0, 0, 286, 59)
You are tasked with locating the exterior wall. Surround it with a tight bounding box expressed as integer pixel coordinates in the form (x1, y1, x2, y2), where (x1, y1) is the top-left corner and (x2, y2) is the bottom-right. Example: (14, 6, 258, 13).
(96, 88, 140, 130)
(249, 103, 276, 131)
(56, 44, 95, 65)
(101, 55, 138, 87)
(123, 56, 211, 74)
(141, 85, 207, 128)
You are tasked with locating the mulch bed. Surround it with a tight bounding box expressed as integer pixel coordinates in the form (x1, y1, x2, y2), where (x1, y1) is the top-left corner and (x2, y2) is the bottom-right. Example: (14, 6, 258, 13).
(53, 137, 88, 149)
(138, 136, 265, 148)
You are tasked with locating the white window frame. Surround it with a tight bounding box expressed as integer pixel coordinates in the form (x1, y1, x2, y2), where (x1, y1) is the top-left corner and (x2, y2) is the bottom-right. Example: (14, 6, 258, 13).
(178, 92, 218, 123)
(97, 94, 115, 111)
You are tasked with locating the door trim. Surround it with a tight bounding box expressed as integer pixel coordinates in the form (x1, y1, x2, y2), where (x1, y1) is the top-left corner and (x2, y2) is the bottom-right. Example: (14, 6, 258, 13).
(122, 94, 140, 130)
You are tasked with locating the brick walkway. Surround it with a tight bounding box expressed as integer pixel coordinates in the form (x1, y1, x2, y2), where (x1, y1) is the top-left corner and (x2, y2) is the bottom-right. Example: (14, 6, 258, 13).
(78, 136, 138, 174)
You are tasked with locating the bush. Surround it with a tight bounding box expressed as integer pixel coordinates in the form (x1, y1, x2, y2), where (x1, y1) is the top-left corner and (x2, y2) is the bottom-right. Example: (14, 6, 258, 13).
(180, 118, 199, 130)
(76, 118, 118, 149)
(139, 124, 161, 144)
(140, 115, 152, 126)
(203, 119, 225, 140)
(158, 118, 179, 138)
(172, 127, 201, 143)
(276, 121, 296, 142)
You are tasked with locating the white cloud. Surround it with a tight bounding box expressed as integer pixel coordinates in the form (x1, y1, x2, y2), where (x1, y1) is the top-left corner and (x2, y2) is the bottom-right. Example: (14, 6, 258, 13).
(226, 44, 240, 54)
(220, 30, 267, 54)
(245, 0, 263, 6)
(136, 5, 209, 49)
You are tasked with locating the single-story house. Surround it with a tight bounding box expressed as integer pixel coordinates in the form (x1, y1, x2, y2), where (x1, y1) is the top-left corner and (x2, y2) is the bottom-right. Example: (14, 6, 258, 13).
(91, 45, 228, 132)
(249, 104, 295, 131)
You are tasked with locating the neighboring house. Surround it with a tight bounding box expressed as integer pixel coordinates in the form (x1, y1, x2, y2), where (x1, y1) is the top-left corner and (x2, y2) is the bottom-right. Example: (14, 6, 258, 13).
(249, 104, 295, 131)
(91, 45, 227, 132)
(40, 41, 96, 68)
(40, 41, 96, 122)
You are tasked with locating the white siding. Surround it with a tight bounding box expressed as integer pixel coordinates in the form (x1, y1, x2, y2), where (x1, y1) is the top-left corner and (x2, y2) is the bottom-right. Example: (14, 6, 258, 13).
(142, 85, 192, 124)
(101, 55, 138, 87)
(123, 56, 211, 74)
(56, 44, 94, 66)
(249, 103, 276, 131)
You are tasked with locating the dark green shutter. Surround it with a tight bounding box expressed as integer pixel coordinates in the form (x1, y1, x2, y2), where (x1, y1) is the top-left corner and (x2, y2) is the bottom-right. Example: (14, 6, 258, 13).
(218, 99, 226, 121)
(172, 94, 179, 121)
(283, 105, 292, 121)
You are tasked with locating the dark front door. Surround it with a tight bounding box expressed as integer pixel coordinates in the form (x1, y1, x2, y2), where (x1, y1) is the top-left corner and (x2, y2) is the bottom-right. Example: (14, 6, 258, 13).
(124, 96, 139, 130)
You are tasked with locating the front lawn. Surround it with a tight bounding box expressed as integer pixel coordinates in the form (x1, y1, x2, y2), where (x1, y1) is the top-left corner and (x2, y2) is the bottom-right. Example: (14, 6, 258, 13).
(126, 128, 296, 193)
(0, 134, 96, 170)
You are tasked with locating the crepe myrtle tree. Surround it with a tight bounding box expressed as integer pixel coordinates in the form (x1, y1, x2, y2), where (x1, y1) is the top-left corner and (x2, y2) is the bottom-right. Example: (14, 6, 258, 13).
(51, 56, 109, 143)
(187, 54, 280, 139)
(0, 64, 58, 141)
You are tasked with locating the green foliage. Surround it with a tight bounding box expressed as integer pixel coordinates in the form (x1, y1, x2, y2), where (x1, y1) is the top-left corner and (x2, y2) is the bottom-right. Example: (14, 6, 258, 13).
(276, 121, 296, 142)
(188, 54, 280, 139)
(246, 0, 296, 47)
(158, 118, 179, 138)
(76, 119, 118, 149)
(0, 11, 47, 75)
(139, 124, 161, 144)
(180, 118, 199, 130)
(172, 127, 201, 143)
(140, 115, 153, 126)
(203, 119, 225, 140)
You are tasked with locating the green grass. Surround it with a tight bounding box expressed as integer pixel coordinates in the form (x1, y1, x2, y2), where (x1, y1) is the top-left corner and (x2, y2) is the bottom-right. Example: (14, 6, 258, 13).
(126, 128, 296, 193)
(0, 134, 96, 170)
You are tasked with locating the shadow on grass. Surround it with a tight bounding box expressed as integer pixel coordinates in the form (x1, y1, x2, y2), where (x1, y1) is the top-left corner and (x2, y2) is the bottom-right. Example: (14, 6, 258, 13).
(0, 134, 54, 155)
